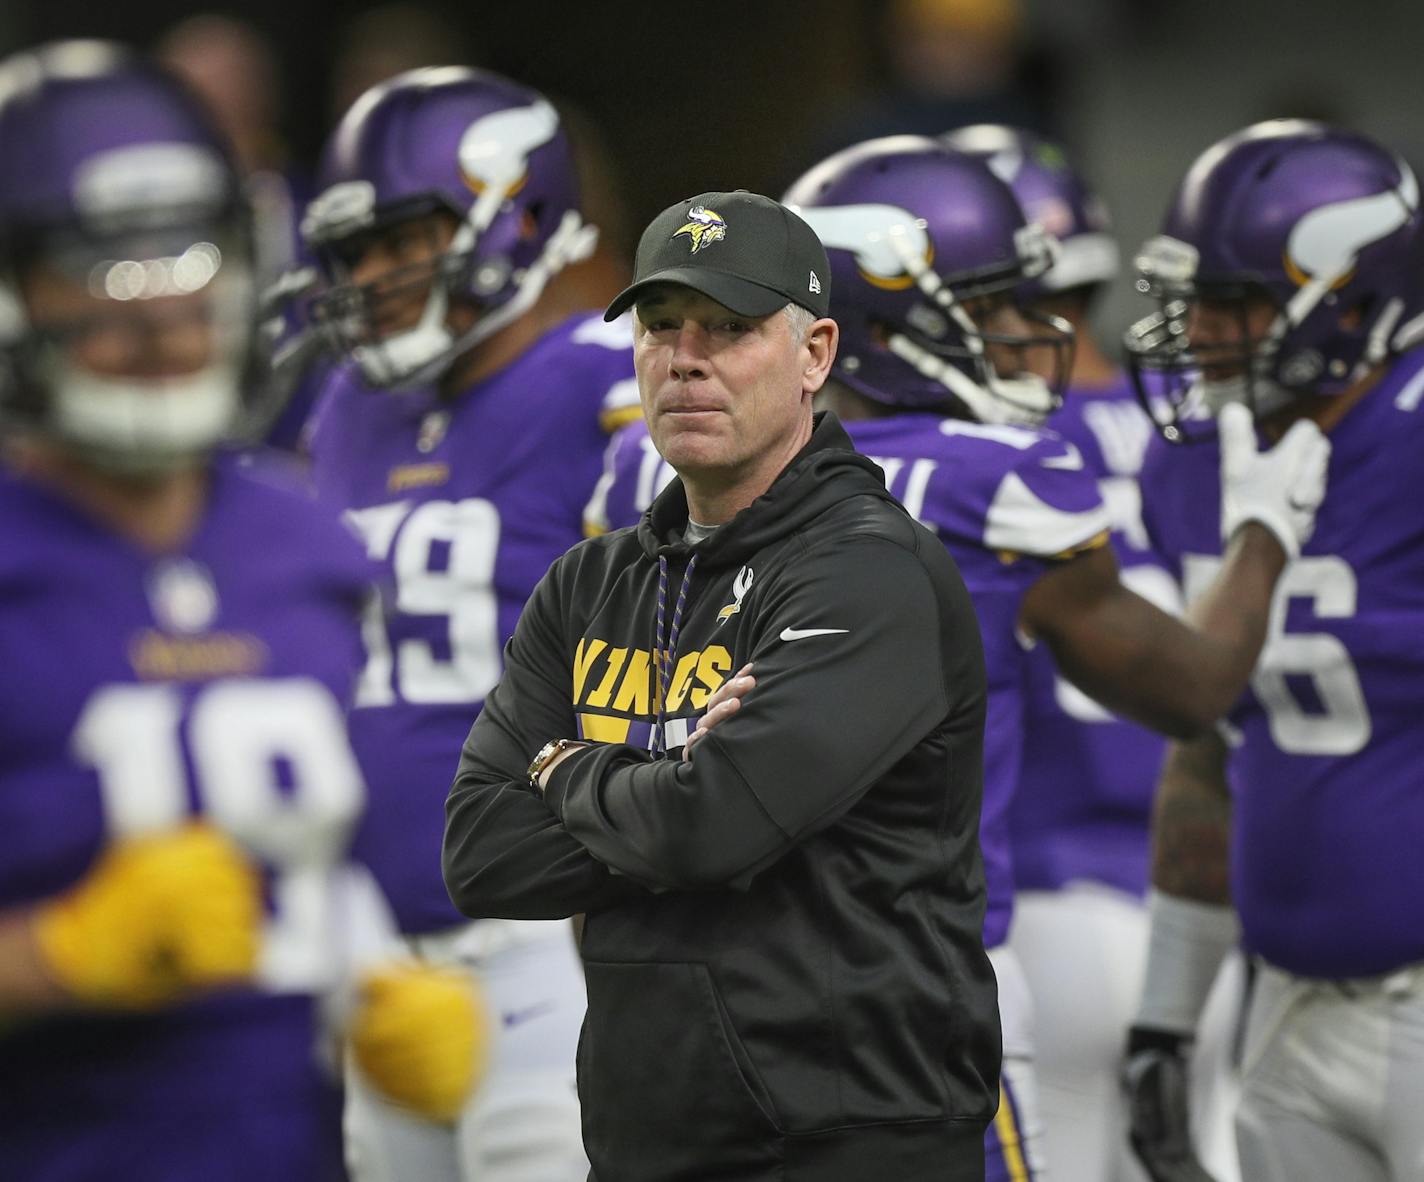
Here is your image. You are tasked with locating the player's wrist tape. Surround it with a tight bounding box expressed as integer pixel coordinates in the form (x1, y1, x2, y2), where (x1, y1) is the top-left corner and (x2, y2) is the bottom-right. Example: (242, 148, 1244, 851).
(1133, 890, 1240, 1036)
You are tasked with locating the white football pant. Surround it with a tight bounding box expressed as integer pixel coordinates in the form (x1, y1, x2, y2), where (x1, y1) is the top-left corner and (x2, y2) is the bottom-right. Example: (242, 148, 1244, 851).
(1010, 883, 1243, 1182)
(1236, 959, 1424, 1182)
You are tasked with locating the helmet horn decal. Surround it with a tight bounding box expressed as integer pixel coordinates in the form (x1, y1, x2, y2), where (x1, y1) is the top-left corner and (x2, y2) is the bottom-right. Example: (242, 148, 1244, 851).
(1283, 164, 1420, 324)
(457, 99, 560, 195)
(983, 147, 1024, 186)
(454, 98, 562, 257)
(796, 203, 931, 291)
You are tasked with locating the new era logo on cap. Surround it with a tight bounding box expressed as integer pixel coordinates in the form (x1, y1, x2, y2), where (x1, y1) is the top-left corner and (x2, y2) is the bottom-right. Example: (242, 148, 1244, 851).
(604, 189, 831, 322)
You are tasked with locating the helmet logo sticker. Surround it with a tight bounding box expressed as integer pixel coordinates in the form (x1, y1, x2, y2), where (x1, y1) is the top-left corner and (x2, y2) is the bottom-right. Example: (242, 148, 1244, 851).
(673, 206, 727, 254)
(458, 99, 560, 196)
(1283, 167, 1419, 289)
(796, 203, 930, 291)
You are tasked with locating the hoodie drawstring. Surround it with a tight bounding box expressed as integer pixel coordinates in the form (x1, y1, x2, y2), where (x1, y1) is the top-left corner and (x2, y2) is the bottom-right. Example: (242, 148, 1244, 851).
(651, 552, 698, 757)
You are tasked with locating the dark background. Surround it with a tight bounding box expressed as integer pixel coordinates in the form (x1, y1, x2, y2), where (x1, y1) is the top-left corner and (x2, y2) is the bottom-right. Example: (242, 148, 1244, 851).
(5, 0, 1420, 337)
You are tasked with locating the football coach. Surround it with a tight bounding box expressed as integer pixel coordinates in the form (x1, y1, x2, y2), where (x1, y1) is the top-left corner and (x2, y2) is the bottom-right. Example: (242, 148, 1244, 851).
(444, 190, 999, 1181)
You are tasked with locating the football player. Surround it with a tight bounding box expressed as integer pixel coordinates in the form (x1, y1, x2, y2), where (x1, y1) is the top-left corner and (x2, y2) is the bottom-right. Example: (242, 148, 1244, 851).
(1121, 120, 1424, 1182)
(0, 43, 480, 1181)
(942, 124, 1193, 1182)
(299, 67, 636, 1182)
(586, 135, 1330, 1181)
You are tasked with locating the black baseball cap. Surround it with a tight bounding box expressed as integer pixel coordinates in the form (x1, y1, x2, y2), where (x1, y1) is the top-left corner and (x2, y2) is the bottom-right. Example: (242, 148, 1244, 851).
(603, 190, 831, 322)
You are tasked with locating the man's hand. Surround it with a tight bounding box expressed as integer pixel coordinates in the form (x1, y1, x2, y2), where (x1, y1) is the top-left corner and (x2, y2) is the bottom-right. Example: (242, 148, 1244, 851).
(684, 663, 754, 760)
(1219, 402, 1330, 560)
(1122, 1026, 1219, 1182)
(350, 961, 490, 1124)
(32, 823, 262, 1009)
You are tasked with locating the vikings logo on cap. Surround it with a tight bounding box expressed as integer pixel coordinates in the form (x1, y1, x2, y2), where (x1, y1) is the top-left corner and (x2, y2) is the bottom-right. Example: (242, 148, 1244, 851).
(674, 206, 727, 254)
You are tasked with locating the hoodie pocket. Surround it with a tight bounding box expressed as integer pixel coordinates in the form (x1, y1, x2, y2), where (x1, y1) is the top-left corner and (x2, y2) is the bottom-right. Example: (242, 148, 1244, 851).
(580, 961, 782, 1176)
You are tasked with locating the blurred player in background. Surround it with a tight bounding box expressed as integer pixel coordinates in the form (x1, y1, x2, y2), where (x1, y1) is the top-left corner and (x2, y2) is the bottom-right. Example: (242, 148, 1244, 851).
(157, 14, 305, 288)
(1122, 120, 1424, 1182)
(299, 66, 637, 1182)
(0, 41, 481, 1182)
(157, 14, 326, 453)
(589, 133, 1330, 1180)
(942, 124, 1188, 1182)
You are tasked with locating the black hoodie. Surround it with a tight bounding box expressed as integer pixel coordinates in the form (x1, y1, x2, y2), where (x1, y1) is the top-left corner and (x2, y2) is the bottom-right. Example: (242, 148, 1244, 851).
(444, 413, 999, 1181)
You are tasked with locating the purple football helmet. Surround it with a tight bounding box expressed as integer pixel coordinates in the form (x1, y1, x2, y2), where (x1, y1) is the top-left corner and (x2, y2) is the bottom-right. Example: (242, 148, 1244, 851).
(784, 135, 1071, 424)
(1124, 119, 1421, 442)
(942, 124, 1118, 301)
(301, 66, 595, 388)
(0, 41, 257, 471)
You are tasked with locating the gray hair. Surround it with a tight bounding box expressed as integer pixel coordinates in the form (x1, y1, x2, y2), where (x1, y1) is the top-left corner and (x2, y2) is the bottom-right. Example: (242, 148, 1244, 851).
(783, 302, 816, 342)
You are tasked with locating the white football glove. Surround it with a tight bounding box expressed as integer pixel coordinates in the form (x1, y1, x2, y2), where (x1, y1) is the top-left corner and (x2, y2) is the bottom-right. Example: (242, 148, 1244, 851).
(1218, 402, 1331, 560)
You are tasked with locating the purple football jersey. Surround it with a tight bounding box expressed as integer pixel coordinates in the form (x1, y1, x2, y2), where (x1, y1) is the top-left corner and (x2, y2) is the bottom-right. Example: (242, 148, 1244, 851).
(307, 311, 635, 933)
(1139, 350, 1424, 978)
(1010, 378, 1176, 897)
(589, 413, 1110, 949)
(0, 451, 371, 1182)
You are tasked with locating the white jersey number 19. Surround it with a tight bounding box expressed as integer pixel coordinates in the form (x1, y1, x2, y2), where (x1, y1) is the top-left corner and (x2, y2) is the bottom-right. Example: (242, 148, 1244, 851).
(346, 498, 502, 706)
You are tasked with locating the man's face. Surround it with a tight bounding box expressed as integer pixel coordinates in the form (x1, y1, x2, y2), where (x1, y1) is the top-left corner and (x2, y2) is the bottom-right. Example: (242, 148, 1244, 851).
(633, 287, 819, 486)
(1185, 293, 1278, 380)
(333, 210, 458, 340)
(22, 261, 218, 380)
(971, 296, 1047, 379)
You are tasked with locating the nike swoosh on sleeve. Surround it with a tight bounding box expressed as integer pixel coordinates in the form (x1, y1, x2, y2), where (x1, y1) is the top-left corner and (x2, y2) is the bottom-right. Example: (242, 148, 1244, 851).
(779, 627, 850, 642)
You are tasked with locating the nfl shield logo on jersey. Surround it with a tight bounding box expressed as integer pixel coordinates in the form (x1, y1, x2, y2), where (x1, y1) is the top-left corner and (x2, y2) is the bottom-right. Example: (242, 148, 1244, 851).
(148, 558, 219, 633)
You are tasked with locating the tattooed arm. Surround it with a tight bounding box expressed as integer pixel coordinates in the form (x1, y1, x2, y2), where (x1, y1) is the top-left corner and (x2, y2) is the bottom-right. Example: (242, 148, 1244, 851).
(1123, 731, 1238, 1182)
(1150, 732, 1232, 903)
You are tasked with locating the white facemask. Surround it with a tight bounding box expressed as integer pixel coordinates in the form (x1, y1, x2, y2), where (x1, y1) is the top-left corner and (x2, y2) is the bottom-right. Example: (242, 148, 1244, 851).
(47, 364, 242, 473)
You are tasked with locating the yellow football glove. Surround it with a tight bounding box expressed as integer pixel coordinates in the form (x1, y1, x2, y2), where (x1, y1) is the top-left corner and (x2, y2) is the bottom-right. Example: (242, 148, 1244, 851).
(32, 823, 262, 1009)
(350, 961, 490, 1124)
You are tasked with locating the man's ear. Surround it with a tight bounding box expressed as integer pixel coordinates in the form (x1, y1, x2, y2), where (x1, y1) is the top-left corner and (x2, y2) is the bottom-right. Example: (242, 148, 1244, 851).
(802, 318, 838, 396)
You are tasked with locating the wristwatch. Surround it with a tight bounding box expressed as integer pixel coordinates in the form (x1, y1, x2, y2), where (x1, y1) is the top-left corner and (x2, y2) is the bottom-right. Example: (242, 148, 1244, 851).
(528, 738, 580, 789)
